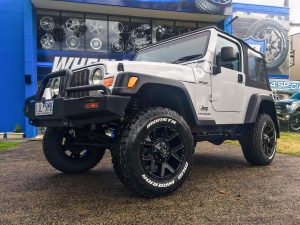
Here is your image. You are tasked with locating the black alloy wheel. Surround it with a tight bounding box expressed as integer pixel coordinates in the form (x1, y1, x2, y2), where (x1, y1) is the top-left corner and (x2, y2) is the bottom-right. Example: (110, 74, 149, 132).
(141, 124, 185, 181)
(240, 114, 277, 165)
(262, 123, 277, 159)
(43, 128, 105, 174)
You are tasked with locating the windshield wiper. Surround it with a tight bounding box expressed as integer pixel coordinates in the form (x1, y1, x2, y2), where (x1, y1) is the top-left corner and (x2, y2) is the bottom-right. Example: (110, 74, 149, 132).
(171, 54, 203, 64)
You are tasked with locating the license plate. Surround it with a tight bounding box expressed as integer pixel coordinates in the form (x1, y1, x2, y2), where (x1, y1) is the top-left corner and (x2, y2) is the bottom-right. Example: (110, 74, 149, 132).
(35, 101, 54, 116)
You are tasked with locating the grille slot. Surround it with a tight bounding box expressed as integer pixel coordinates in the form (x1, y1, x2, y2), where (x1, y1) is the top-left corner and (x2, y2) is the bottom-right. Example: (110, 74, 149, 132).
(69, 69, 90, 98)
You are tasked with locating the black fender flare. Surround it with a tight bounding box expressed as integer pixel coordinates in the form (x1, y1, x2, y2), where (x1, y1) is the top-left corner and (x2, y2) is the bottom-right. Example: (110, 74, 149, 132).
(112, 72, 215, 130)
(245, 94, 280, 137)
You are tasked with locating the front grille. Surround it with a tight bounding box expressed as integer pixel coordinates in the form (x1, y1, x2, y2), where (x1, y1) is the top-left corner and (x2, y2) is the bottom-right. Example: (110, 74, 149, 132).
(69, 69, 90, 98)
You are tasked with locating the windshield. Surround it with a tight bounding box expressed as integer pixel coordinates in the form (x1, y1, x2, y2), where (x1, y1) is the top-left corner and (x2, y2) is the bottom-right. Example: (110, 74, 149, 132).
(135, 31, 210, 64)
(290, 93, 300, 100)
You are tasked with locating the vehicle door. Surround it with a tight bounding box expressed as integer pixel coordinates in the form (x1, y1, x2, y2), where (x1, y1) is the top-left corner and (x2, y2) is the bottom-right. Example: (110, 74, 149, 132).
(211, 35, 246, 112)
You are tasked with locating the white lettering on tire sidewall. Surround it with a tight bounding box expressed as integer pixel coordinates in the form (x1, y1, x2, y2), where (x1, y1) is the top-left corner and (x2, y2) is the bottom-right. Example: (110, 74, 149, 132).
(146, 118, 177, 129)
(141, 162, 189, 188)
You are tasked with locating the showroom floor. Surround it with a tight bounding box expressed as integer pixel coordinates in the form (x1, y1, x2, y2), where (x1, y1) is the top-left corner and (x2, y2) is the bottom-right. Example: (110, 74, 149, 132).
(0, 141, 299, 225)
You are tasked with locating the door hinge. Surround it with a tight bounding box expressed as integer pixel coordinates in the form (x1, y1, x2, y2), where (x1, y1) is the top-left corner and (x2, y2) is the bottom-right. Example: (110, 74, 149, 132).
(209, 94, 213, 102)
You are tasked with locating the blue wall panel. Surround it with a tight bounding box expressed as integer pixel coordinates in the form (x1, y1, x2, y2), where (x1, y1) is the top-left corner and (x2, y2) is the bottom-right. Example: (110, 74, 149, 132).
(0, 0, 36, 137)
(24, 0, 37, 138)
(0, 0, 25, 134)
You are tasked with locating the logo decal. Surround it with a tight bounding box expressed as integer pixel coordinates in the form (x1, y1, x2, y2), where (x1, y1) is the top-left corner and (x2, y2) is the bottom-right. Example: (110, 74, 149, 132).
(244, 37, 267, 53)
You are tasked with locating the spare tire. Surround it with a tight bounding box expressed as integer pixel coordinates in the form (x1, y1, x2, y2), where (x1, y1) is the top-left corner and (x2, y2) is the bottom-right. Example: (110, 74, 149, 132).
(246, 19, 288, 70)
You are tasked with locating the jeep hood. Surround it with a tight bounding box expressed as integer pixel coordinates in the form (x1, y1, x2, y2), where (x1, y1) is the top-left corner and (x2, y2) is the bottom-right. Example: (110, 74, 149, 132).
(102, 61, 196, 83)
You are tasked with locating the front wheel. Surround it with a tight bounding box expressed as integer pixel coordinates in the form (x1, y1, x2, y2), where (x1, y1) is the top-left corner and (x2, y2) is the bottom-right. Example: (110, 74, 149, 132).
(43, 128, 106, 174)
(289, 110, 300, 132)
(240, 114, 277, 166)
(112, 107, 194, 197)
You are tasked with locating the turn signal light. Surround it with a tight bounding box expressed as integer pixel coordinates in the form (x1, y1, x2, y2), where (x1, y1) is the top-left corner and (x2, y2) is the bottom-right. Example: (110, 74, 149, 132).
(128, 77, 138, 88)
(103, 77, 114, 87)
(85, 102, 99, 109)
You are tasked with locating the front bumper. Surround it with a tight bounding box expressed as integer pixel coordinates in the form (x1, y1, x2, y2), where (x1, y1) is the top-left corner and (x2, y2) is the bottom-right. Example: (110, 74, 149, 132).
(277, 112, 291, 122)
(24, 95, 130, 127)
(24, 69, 130, 127)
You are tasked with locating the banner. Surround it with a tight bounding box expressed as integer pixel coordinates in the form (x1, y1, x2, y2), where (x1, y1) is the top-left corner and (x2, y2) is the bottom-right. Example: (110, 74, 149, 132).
(232, 5, 289, 78)
(270, 79, 300, 94)
(61, 0, 233, 15)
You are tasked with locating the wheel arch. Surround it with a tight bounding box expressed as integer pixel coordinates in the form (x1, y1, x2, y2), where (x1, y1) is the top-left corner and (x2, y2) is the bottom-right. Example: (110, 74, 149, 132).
(245, 94, 280, 137)
(113, 73, 200, 131)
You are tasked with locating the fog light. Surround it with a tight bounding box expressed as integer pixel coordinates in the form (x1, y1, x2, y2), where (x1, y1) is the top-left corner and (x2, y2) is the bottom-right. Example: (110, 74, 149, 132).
(85, 102, 99, 109)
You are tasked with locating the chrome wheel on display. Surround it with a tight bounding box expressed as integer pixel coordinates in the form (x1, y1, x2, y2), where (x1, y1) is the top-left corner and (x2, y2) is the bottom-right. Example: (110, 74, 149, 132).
(40, 16, 55, 31)
(66, 36, 80, 50)
(112, 22, 124, 34)
(88, 21, 104, 35)
(66, 18, 81, 32)
(40, 33, 55, 49)
(90, 38, 103, 50)
(111, 39, 124, 52)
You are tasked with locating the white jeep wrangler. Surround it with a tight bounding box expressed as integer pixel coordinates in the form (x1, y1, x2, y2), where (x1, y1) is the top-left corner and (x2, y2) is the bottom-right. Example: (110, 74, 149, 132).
(25, 27, 279, 197)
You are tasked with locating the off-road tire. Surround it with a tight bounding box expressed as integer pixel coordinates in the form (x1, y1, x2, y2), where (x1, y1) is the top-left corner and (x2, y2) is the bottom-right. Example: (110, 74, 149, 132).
(195, 0, 231, 14)
(240, 114, 277, 166)
(43, 128, 106, 174)
(112, 107, 194, 197)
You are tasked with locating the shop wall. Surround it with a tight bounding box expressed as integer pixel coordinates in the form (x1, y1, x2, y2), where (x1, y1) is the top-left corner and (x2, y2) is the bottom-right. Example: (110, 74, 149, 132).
(290, 33, 300, 81)
(0, 0, 36, 137)
(232, 3, 290, 79)
(0, 1, 26, 134)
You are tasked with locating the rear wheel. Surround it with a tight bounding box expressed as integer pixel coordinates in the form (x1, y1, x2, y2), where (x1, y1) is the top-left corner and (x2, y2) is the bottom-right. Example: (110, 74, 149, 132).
(43, 128, 106, 174)
(240, 114, 277, 165)
(112, 107, 194, 197)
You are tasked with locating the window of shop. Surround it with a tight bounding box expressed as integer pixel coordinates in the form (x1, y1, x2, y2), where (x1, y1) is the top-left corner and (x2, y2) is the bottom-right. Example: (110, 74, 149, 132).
(37, 10, 61, 50)
(61, 12, 85, 51)
(175, 21, 197, 35)
(36, 10, 214, 53)
(85, 14, 108, 53)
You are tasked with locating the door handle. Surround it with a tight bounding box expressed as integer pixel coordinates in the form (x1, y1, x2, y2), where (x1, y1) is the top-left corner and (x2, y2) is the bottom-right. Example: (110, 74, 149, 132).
(238, 74, 243, 83)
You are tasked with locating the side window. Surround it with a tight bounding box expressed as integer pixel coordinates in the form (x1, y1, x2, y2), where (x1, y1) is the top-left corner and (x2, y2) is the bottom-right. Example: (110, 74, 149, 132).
(215, 36, 241, 72)
(248, 49, 267, 84)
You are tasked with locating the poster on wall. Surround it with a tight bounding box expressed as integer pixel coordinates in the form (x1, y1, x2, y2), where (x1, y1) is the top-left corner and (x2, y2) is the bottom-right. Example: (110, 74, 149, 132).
(61, 0, 233, 15)
(232, 0, 287, 7)
(232, 9, 289, 78)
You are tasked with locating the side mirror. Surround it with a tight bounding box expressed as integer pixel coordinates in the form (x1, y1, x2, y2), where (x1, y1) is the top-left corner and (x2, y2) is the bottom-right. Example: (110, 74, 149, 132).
(221, 47, 237, 62)
(212, 65, 221, 75)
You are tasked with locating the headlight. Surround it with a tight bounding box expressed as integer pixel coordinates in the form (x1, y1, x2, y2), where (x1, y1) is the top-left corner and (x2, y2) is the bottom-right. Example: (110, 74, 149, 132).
(286, 104, 293, 112)
(50, 78, 60, 97)
(91, 68, 104, 85)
